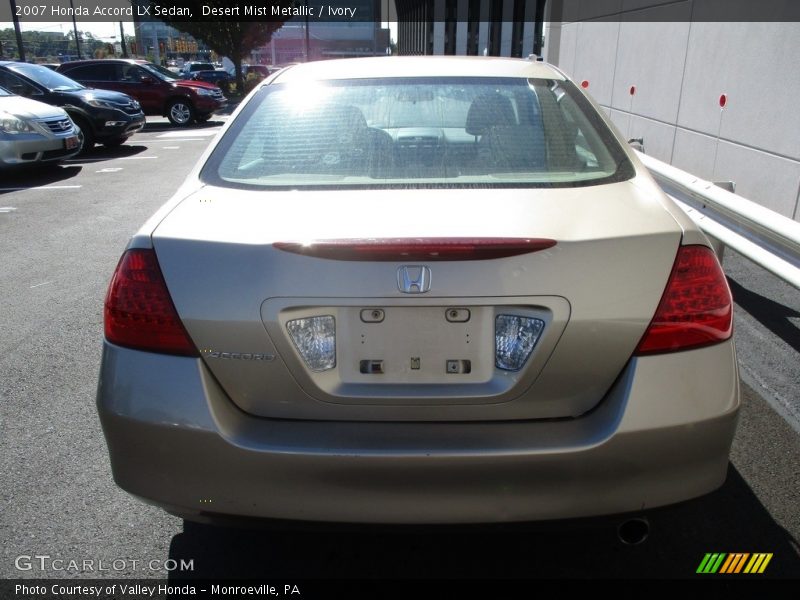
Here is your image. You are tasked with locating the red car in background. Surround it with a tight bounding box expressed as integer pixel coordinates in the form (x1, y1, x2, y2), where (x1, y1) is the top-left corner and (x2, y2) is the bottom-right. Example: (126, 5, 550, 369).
(57, 59, 226, 126)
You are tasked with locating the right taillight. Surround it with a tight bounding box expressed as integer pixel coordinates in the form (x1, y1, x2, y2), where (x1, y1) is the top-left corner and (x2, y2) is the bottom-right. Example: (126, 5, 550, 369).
(635, 245, 732, 355)
(104, 248, 198, 356)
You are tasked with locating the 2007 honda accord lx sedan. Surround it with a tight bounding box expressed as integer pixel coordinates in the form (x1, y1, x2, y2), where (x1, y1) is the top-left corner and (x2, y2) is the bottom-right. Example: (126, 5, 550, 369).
(97, 57, 739, 525)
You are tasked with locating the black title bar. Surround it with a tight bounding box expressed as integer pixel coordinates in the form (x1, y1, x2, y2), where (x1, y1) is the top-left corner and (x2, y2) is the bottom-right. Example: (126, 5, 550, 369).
(2, 0, 800, 23)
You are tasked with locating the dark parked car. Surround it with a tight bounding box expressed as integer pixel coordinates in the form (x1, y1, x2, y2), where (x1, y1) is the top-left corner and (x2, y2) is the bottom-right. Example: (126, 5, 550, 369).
(58, 59, 226, 126)
(179, 62, 216, 79)
(190, 70, 232, 93)
(0, 61, 145, 150)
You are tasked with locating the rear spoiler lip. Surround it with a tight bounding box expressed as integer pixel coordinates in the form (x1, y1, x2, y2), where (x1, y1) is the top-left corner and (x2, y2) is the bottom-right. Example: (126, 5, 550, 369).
(273, 237, 557, 261)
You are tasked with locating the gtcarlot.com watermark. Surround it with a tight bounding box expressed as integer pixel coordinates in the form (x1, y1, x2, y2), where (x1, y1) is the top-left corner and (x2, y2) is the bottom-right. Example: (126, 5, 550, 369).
(14, 554, 194, 573)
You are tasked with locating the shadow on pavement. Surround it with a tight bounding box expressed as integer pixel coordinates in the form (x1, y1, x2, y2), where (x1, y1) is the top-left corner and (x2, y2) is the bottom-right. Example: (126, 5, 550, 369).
(167, 464, 799, 579)
(142, 120, 227, 133)
(729, 277, 800, 354)
(0, 164, 82, 194)
(65, 143, 149, 163)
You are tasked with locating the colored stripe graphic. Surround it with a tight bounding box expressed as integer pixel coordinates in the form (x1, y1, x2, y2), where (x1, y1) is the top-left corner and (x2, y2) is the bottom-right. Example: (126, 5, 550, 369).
(744, 553, 773, 574)
(698, 553, 773, 574)
(733, 553, 750, 573)
(720, 553, 749, 573)
(710, 553, 726, 573)
(719, 554, 735, 573)
(697, 554, 714, 573)
(719, 554, 735, 574)
(697, 553, 727, 573)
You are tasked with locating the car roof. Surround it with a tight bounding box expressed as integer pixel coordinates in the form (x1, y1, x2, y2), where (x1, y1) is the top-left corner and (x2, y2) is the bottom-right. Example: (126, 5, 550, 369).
(0, 60, 47, 67)
(58, 59, 145, 66)
(272, 56, 565, 83)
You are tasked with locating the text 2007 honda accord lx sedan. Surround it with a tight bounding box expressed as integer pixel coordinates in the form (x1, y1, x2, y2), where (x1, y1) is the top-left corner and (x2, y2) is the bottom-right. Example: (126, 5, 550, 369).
(97, 57, 739, 526)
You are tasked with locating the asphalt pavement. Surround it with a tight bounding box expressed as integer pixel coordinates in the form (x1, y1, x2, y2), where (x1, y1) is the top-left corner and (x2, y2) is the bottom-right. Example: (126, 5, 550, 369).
(0, 118, 797, 583)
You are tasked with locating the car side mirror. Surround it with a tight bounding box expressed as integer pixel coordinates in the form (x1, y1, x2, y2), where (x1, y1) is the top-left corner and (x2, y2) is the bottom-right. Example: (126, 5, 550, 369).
(140, 76, 156, 84)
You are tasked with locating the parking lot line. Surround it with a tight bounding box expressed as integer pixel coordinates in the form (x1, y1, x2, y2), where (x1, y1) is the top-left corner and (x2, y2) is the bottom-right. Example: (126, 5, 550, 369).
(0, 185, 82, 191)
(147, 138, 206, 142)
(157, 130, 220, 138)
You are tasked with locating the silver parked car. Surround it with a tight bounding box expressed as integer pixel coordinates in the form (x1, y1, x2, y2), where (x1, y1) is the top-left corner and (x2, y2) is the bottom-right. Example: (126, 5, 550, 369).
(98, 57, 739, 527)
(0, 85, 81, 167)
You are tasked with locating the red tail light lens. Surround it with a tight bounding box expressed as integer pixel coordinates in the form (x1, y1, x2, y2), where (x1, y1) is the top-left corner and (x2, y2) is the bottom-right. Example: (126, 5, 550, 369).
(104, 249, 198, 356)
(635, 245, 732, 355)
(274, 238, 557, 261)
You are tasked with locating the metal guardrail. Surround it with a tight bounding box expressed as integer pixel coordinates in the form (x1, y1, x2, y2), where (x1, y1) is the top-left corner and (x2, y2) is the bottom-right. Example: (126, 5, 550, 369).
(637, 151, 800, 290)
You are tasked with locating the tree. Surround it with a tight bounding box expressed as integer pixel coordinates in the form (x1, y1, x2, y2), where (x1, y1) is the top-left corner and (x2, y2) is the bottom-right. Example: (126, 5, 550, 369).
(151, 0, 296, 93)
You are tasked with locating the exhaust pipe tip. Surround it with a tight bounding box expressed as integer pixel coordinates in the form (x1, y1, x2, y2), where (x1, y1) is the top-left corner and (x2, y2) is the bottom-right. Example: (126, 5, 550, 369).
(617, 517, 650, 546)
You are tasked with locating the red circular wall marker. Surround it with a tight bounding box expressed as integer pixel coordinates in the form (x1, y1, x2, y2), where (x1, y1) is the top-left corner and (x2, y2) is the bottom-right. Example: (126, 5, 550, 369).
(719, 94, 727, 108)
(629, 85, 636, 96)
(581, 80, 589, 89)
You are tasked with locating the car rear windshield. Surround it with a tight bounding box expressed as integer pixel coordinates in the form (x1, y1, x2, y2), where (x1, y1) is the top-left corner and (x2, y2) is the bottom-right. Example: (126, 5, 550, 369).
(202, 77, 635, 189)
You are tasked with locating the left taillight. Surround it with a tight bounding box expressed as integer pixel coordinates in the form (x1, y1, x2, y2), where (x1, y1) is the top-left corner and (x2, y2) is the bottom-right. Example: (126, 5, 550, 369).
(635, 245, 733, 355)
(104, 249, 198, 356)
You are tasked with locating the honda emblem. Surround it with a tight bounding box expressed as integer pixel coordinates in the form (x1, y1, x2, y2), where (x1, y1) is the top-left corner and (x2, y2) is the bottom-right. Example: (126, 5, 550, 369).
(397, 266, 431, 294)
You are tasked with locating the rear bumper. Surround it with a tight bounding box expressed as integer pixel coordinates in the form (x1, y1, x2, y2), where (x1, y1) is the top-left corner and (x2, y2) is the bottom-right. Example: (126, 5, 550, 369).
(97, 341, 739, 524)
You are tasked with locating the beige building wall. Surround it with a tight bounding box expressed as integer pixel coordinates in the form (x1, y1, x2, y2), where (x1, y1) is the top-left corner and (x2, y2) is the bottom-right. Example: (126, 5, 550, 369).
(544, 0, 800, 221)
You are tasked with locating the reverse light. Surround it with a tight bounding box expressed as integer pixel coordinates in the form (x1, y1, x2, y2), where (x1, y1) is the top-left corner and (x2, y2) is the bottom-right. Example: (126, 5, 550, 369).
(495, 315, 545, 371)
(286, 316, 336, 371)
(104, 249, 198, 356)
(635, 245, 732, 355)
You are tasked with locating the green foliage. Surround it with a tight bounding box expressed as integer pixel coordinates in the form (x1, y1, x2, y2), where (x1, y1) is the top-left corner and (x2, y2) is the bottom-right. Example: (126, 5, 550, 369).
(149, 0, 296, 91)
(0, 28, 114, 61)
(243, 72, 261, 95)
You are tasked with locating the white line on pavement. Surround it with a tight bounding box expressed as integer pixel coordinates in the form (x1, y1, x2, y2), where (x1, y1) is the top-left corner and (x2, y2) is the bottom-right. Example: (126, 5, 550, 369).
(119, 156, 159, 160)
(97, 168, 124, 173)
(157, 130, 220, 138)
(0, 207, 17, 213)
(0, 185, 82, 191)
(30, 281, 52, 288)
(161, 146, 180, 149)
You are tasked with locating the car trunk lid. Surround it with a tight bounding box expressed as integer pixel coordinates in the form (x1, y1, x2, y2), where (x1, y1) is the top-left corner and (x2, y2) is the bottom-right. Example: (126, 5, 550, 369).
(151, 180, 683, 421)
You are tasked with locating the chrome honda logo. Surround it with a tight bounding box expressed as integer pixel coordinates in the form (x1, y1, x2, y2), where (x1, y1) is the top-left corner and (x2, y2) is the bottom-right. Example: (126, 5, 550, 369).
(397, 266, 431, 294)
